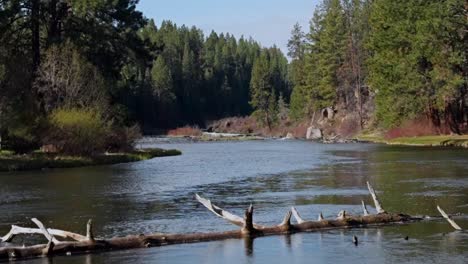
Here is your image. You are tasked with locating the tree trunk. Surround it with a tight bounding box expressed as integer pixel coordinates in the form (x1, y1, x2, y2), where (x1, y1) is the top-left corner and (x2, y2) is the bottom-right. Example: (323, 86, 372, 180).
(31, 0, 40, 72)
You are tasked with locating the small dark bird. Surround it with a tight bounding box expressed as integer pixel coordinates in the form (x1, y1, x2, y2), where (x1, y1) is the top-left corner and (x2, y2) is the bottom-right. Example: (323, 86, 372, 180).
(353, 235, 358, 246)
(404, 236, 409, 240)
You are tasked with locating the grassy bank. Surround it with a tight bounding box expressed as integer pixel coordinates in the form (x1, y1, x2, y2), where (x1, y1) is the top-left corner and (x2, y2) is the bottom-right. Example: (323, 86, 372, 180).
(0, 148, 182, 172)
(356, 134, 468, 148)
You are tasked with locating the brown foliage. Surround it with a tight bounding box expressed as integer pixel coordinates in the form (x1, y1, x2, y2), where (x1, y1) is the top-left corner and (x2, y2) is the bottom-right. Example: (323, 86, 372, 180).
(167, 126, 203, 137)
(385, 118, 447, 139)
(208, 117, 260, 135)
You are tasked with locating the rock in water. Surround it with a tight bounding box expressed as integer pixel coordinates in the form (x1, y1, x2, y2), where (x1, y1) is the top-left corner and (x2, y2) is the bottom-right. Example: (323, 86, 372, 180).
(306, 127, 322, 140)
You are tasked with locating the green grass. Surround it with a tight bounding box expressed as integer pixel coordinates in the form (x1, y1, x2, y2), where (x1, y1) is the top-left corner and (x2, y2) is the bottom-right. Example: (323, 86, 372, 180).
(0, 148, 181, 172)
(356, 134, 468, 148)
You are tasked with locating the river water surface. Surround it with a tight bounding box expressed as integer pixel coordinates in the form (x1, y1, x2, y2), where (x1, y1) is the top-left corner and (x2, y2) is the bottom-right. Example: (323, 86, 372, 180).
(1, 139, 467, 263)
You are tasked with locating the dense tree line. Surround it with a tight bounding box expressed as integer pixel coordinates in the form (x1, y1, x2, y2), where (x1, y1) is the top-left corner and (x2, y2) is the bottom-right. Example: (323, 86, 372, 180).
(1, 0, 465, 153)
(289, 0, 467, 133)
(121, 20, 288, 130)
(0, 0, 288, 152)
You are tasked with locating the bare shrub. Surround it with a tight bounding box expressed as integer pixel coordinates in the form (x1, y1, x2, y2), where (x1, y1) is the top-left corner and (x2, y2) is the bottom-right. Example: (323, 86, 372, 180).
(167, 126, 202, 136)
(385, 117, 443, 139)
(34, 41, 108, 113)
(106, 125, 142, 152)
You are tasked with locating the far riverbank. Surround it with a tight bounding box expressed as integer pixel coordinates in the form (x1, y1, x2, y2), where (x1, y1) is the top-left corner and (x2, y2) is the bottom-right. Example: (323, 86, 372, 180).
(355, 134, 468, 148)
(0, 148, 181, 172)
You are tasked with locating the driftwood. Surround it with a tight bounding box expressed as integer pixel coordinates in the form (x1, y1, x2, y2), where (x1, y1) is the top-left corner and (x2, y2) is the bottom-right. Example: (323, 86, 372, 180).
(0, 182, 458, 261)
(437, 206, 463, 231)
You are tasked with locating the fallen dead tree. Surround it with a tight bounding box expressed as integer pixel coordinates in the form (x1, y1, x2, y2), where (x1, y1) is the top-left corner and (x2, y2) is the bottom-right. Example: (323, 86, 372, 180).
(0, 182, 460, 261)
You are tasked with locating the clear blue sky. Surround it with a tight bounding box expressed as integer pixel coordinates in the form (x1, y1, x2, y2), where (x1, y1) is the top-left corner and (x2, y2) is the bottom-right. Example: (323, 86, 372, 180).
(137, 0, 320, 56)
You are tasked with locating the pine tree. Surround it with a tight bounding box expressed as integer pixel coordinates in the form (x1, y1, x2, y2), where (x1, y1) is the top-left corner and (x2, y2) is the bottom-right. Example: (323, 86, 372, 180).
(288, 23, 307, 120)
(287, 23, 306, 61)
(151, 56, 174, 103)
(312, 0, 347, 110)
(277, 93, 289, 121)
(367, 0, 466, 131)
(250, 52, 277, 129)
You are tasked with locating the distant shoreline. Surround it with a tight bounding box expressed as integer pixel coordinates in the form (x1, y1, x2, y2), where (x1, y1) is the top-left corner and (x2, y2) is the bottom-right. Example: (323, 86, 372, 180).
(0, 148, 182, 172)
(355, 135, 468, 148)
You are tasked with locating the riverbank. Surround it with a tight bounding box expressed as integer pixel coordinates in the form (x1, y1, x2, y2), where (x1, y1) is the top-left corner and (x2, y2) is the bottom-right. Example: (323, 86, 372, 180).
(168, 133, 265, 142)
(356, 134, 468, 148)
(0, 148, 182, 172)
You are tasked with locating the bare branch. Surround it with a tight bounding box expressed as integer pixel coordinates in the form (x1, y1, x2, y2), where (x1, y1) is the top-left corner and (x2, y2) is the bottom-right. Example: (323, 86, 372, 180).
(242, 205, 255, 235)
(367, 181, 386, 214)
(437, 206, 462, 230)
(195, 194, 245, 227)
(31, 218, 54, 243)
(1, 225, 87, 243)
(361, 200, 369, 216)
(291, 207, 306, 224)
(279, 210, 292, 227)
(318, 212, 324, 221)
(337, 211, 347, 220)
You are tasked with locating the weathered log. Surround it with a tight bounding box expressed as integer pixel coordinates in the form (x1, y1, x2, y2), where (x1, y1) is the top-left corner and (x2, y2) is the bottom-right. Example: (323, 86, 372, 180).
(0, 182, 430, 261)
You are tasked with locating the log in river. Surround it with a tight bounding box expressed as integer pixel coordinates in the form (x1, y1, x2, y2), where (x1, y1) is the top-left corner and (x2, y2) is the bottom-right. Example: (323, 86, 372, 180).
(0, 182, 462, 261)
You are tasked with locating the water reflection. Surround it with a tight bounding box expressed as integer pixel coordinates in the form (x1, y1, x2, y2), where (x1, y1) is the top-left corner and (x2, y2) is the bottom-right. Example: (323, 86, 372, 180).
(243, 237, 254, 257)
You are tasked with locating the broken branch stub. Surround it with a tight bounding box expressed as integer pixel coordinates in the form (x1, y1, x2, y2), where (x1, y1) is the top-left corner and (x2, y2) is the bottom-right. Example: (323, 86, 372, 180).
(367, 181, 386, 214)
(291, 207, 306, 224)
(242, 205, 256, 235)
(337, 211, 347, 220)
(87, 219, 95, 241)
(318, 213, 324, 221)
(279, 211, 292, 231)
(361, 200, 370, 216)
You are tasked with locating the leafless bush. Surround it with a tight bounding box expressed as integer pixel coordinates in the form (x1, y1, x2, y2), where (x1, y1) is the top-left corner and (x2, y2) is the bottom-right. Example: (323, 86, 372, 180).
(167, 126, 202, 136)
(34, 41, 108, 113)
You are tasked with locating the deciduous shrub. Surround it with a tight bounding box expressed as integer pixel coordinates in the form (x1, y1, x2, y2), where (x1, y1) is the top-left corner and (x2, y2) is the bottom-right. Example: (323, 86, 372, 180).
(45, 108, 110, 155)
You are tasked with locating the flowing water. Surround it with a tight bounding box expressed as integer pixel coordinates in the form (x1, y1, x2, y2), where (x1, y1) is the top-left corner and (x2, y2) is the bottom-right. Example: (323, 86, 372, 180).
(1, 139, 467, 263)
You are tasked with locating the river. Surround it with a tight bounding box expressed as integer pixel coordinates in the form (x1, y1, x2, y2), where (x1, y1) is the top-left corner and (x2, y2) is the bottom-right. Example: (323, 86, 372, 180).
(1, 139, 467, 263)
